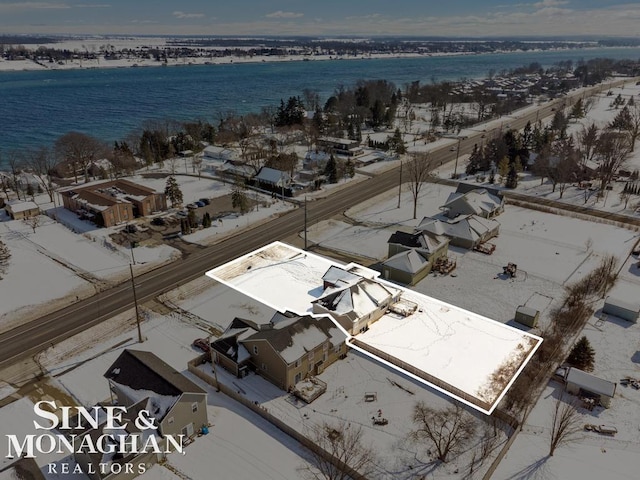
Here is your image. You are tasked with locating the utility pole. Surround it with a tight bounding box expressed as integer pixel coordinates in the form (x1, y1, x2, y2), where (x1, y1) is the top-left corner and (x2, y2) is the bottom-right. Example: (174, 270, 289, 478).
(209, 334, 220, 392)
(397, 159, 403, 208)
(453, 137, 462, 178)
(304, 196, 308, 250)
(130, 264, 143, 343)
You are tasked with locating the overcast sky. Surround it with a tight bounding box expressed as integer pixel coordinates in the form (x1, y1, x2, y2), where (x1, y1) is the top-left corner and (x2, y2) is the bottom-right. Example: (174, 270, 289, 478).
(1, 1, 639, 37)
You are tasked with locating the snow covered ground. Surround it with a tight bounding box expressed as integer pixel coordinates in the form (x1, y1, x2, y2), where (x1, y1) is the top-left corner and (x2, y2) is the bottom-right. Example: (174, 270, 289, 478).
(206, 241, 541, 414)
(0, 305, 315, 479)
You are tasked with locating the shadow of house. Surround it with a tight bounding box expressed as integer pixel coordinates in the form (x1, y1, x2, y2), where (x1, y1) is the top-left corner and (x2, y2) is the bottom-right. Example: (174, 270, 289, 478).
(104, 349, 208, 442)
(212, 311, 347, 394)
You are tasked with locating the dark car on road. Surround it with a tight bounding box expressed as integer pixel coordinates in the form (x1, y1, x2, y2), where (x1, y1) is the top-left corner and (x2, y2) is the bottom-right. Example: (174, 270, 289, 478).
(199, 198, 211, 205)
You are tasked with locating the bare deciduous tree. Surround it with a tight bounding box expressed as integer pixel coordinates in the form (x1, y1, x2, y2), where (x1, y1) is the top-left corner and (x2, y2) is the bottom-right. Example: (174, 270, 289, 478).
(576, 123, 599, 166)
(406, 152, 433, 219)
(300, 421, 376, 480)
(411, 402, 476, 463)
(549, 395, 582, 456)
(26, 146, 56, 202)
(595, 131, 630, 193)
(23, 215, 42, 234)
(54, 131, 106, 183)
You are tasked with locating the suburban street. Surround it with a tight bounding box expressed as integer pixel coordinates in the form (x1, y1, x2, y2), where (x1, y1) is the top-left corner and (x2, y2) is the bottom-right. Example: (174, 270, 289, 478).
(0, 78, 631, 370)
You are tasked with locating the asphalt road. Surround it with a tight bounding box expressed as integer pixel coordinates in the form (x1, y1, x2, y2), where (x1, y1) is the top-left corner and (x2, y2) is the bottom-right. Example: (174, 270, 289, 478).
(0, 78, 632, 370)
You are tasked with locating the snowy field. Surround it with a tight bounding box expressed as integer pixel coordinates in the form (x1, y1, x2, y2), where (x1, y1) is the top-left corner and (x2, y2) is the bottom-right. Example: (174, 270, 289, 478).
(493, 291, 640, 480)
(206, 241, 541, 414)
(199, 347, 509, 480)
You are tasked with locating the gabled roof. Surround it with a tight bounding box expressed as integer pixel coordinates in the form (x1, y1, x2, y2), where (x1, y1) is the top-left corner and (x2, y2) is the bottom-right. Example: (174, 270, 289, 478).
(314, 277, 397, 319)
(383, 249, 430, 274)
(417, 215, 499, 242)
(387, 230, 447, 254)
(255, 167, 292, 186)
(441, 189, 503, 217)
(322, 265, 361, 287)
(243, 314, 341, 365)
(566, 367, 616, 398)
(104, 349, 205, 397)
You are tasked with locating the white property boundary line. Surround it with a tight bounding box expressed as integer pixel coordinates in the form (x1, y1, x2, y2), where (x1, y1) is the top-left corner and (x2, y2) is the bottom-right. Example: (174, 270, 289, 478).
(206, 241, 542, 415)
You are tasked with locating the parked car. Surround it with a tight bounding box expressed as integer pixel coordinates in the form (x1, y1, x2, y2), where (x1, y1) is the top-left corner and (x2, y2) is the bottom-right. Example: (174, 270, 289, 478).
(195, 201, 205, 208)
(199, 198, 211, 205)
(123, 224, 137, 233)
(449, 146, 457, 151)
(186, 203, 198, 209)
(192, 338, 211, 353)
(176, 210, 188, 218)
(151, 217, 166, 226)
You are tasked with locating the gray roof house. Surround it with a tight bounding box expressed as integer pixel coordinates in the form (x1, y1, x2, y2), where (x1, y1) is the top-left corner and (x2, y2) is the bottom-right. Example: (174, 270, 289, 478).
(255, 167, 292, 188)
(440, 188, 504, 219)
(104, 350, 208, 440)
(383, 230, 450, 285)
(212, 312, 347, 396)
(418, 214, 500, 249)
(312, 266, 401, 334)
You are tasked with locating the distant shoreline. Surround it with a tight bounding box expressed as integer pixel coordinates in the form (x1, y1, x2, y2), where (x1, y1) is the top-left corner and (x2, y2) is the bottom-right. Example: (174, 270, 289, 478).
(0, 45, 630, 74)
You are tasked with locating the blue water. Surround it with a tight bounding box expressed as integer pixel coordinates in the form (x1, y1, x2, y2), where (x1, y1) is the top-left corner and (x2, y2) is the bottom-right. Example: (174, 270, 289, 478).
(1, 46, 640, 164)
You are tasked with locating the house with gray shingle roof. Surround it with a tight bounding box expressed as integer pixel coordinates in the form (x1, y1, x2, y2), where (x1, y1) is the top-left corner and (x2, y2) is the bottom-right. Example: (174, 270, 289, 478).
(212, 312, 347, 393)
(382, 230, 450, 285)
(440, 188, 504, 219)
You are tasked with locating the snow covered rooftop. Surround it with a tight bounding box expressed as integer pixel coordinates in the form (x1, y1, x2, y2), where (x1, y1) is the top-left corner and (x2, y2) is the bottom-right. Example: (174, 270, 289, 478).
(206, 241, 542, 414)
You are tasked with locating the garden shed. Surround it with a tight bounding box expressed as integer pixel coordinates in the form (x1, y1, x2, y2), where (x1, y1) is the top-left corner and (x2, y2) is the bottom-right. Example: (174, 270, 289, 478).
(514, 306, 539, 328)
(565, 367, 616, 408)
(603, 296, 639, 323)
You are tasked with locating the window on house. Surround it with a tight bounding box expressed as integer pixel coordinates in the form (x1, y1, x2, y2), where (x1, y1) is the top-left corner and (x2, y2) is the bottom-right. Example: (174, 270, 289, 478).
(295, 359, 301, 368)
(334, 344, 342, 354)
(323, 343, 329, 351)
(323, 353, 327, 363)
(308, 351, 314, 362)
(191, 402, 198, 413)
(253, 345, 258, 355)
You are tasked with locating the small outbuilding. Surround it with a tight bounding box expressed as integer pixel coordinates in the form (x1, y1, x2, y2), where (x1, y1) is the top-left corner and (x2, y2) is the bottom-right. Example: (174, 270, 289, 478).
(4, 200, 40, 220)
(603, 296, 639, 323)
(565, 367, 616, 408)
(515, 305, 540, 328)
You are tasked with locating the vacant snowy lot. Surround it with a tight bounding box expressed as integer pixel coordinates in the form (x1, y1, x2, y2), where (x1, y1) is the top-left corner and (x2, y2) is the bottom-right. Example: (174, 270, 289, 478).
(207, 242, 541, 414)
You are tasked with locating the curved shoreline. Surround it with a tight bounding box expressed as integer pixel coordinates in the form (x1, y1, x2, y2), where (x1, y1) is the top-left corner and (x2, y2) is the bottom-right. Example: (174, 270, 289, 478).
(1, 45, 637, 74)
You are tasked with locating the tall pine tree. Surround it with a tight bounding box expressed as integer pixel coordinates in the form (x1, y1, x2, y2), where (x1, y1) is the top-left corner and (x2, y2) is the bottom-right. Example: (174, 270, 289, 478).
(566, 336, 595, 372)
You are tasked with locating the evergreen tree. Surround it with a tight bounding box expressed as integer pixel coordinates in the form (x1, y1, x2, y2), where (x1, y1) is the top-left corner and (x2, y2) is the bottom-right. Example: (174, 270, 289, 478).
(566, 336, 595, 372)
(164, 175, 183, 207)
(344, 158, 355, 179)
(498, 156, 510, 180)
(324, 154, 338, 183)
(505, 163, 518, 189)
(187, 209, 198, 229)
(570, 99, 585, 119)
